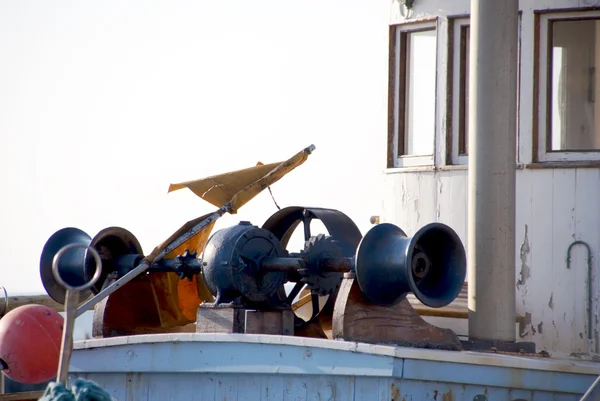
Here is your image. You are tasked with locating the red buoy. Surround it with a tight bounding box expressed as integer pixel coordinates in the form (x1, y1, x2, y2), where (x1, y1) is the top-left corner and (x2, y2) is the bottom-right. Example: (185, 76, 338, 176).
(0, 304, 63, 384)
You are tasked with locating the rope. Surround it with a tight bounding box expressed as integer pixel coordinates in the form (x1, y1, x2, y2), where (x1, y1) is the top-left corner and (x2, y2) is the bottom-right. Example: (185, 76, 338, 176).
(267, 186, 281, 210)
(38, 379, 114, 401)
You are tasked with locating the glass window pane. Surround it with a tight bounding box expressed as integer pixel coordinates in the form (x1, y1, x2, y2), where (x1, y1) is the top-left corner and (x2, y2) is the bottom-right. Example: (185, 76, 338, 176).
(404, 29, 437, 156)
(549, 19, 600, 151)
(459, 26, 470, 155)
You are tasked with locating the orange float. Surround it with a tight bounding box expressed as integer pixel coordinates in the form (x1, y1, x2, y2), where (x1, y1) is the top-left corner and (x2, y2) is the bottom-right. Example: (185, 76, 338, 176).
(0, 304, 62, 384)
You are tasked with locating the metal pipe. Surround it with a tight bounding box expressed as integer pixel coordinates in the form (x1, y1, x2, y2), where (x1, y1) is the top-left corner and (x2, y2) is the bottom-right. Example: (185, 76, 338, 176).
(567, 240, 593, 341)
(467, 0, 518, 342)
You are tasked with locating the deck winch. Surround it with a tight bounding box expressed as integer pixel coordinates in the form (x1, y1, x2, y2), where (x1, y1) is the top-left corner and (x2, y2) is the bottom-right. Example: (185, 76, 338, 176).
(39, 206, 466, 335)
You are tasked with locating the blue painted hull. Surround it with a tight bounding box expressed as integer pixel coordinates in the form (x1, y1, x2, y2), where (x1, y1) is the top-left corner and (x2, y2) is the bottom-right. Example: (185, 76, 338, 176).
(69, 334, 600, 400)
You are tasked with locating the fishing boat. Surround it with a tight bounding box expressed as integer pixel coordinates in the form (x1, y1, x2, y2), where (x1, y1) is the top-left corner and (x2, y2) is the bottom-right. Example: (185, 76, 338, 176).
(2, 0, 600, 399)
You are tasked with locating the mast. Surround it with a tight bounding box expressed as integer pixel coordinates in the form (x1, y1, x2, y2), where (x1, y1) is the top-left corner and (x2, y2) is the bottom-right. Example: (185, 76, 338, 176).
(467, 0, 518, 342)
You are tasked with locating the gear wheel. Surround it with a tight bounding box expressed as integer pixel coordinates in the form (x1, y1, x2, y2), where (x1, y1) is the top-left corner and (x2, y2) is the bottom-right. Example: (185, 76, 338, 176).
(298, 234, 344, 296)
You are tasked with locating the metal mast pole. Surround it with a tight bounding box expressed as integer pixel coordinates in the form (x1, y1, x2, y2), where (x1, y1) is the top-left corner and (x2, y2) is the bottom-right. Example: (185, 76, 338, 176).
(467, 0, 518, 342)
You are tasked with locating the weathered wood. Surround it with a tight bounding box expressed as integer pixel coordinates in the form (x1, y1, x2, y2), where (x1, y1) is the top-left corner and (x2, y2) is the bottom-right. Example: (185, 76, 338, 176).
(196, 305, 245, 334)
(245, 310, 294, 336)
(294, 319, 328, 339)
(332, 277, 462, 350)
(0, 391, 44, 401)
(2, 294, 63, 314)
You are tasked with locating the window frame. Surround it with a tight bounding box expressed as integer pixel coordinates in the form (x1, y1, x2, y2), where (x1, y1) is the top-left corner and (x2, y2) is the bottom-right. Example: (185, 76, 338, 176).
(535, 9, 600, 163)
(388, 19, 439, 169)
(449, 17, 470, 165)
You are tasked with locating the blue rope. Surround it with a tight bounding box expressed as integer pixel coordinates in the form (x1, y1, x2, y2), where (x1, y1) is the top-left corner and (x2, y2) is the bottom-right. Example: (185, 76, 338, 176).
(39, 379, 113, 401)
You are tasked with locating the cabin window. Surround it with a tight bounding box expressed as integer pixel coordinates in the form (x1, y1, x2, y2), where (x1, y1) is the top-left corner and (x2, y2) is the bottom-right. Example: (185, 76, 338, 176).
(450, 18, 470, 165)
(389, 21, 438, 167)
(537, 11, 600, 162)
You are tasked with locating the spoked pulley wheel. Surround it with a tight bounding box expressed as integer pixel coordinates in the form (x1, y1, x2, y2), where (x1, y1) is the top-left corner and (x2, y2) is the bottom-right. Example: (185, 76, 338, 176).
(262, 207, 362, 323)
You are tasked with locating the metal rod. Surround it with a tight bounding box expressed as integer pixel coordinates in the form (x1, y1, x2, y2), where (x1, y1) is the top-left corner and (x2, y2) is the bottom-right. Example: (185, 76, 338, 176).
(150, 258, 202, 273)
(580, 375, 600, 401)
(58, 290, 79, 384)
(567, 240, 594, 341)
(260, 257, 303, 273)
(320, 257, 354, 273)
(153, 207, 228, 263)
(75, 260, 150, 318)
(467, 0, 518, 342)
(53, 244, 103, 385)
(260, 257, 354, 273)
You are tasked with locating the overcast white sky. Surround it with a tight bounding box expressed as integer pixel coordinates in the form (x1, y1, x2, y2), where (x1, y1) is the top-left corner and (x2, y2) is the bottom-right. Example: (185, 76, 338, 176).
(0, 0, 390, 296)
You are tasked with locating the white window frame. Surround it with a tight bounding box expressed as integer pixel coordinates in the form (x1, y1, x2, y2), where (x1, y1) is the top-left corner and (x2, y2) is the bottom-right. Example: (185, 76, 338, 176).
(450, 17, 470, 165)
(537, 10, 600, 162)
(390, 20, 438, 168)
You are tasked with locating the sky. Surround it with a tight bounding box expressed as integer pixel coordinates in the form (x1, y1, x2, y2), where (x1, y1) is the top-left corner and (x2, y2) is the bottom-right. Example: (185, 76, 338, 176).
(0, 0, 390, 297)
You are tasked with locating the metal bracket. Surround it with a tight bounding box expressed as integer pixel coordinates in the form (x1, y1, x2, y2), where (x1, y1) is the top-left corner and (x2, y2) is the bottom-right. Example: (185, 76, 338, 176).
(566, 240, 594, 341)
(396, 0, 415, 19)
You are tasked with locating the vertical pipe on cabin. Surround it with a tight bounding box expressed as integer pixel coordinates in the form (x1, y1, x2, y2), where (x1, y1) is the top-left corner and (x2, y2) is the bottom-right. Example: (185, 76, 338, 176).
(467, 0, 518, 342)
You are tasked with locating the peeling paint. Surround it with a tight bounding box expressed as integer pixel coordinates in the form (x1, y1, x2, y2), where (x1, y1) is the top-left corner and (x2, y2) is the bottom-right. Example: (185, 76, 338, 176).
(548, 293, 554, 310)
(520, 312, 532, 337)
(516, 225, 530, 289)
(537, 321, 543, 334)
(414, 199, 420, 223)
(442, 390, 454, 401)
(391, 383, 401, 401)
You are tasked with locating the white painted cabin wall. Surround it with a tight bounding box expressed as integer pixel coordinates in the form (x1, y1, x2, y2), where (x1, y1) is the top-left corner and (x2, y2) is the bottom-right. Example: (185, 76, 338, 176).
(382, 0, 600, 358)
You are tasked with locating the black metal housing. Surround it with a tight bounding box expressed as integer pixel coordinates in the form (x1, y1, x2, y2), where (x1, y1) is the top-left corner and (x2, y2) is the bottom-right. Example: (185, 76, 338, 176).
(85, 227, 144, 294)
(355, 222, 466, 308)
(40, 227, 94, 304)
(200, 221, 286, 304)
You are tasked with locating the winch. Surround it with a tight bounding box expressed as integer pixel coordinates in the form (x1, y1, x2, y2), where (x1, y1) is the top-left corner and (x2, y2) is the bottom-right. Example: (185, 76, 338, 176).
(39, 205, 466, 335)
(32, 144, 466, 347)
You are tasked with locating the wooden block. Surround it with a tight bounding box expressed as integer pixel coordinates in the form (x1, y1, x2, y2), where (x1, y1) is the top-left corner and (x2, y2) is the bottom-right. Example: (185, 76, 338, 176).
(196, 306, 245, 334)
(332, 277, 462, 351)
(245, 310, 295, 336)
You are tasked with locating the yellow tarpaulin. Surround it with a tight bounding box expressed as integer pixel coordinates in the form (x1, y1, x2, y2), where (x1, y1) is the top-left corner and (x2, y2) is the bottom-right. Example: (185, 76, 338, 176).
(144, 145, 315, 328)
(145, 212, 218, 327)
(168, 144, 314, 213)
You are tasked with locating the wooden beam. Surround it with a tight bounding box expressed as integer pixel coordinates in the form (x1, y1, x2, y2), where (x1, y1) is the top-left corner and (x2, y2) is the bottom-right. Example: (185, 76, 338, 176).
(2, 295, 63, 315)
(0, 391, 44, 401)
(332, 276, 462, 350)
